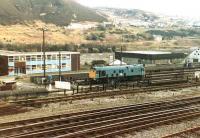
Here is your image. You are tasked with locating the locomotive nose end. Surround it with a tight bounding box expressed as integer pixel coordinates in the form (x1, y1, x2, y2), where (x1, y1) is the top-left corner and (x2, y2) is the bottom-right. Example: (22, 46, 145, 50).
(89, 70, 96, 79)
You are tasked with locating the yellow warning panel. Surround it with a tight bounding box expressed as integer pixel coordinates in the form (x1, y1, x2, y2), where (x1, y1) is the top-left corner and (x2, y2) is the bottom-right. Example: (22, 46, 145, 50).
(89, 70, 96, 79)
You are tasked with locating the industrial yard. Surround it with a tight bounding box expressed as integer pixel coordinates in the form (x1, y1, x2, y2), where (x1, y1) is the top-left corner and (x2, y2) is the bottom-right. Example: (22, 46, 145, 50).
(1, 52, 200, 137)
(0, 0, 200, 137)
(0, 63, 200, 137)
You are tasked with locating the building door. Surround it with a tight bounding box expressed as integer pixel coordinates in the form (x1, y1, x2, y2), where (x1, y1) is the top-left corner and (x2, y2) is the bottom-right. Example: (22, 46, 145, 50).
(14, 62, 26, 75)
(71, 54, 80, 71)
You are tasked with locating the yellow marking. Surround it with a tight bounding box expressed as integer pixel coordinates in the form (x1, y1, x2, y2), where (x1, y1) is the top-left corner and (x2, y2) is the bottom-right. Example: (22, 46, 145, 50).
(89, 70, 96, 79)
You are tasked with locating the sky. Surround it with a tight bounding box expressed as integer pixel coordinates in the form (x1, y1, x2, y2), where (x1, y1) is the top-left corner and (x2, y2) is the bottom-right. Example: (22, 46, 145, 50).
(77, 0, 200, 18)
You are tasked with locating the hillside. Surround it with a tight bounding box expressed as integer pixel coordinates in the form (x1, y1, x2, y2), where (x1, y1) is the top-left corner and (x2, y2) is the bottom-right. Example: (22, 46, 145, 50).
(95, 7, 194, 28)
(96, 7, 159, 22)
(0, 0, 106, 25)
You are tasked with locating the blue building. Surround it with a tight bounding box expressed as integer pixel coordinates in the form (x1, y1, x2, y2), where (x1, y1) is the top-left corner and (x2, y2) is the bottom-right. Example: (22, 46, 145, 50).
(0, 50, 80, 76)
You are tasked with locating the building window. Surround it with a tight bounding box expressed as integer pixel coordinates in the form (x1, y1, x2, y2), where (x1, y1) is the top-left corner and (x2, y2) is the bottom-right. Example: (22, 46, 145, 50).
(62, 54, 70, 60)
(62, 63, 66, 69)
(47, 55, 51, 60)
(32, 65, 36, 70)
(8, 66, 14, 72)
(62, 55, 66, 60)
(47, 64, 51, 69)
(52, 55, 56, 60)
(26, 56, 31, 61)
(37, 55, 42, 61)
(14, 56, 19, 62)
(52, 64, 57, 69)
(26, 65, 31, 71)
(20, 56, 25, 61)
(42, 55, 46, 60)
(37, 64, 42, 70)
(66, 54, 70, 59)
(31, 56, 36, 61)
(57, 65, 59, 69)
(8, 56, 14, 62)
(42, 64, 46, 70)
(57, 55, 60, 60)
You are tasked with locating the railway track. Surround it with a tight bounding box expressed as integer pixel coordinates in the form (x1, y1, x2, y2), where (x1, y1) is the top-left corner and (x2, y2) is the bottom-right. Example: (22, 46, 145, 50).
(0, 102, 27, 117)
(10, 82, 200, 106)
(0, 67, 198, 100)
(162, 126, 200, 138)
(1, 96, 200, 138)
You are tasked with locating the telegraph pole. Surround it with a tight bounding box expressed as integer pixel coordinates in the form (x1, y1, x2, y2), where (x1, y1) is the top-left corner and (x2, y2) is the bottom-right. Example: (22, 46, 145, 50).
(59, 51, 62, 81)
(121, 34, 124, 66)
(42, 28, 46, 79)
(120, 45, 123, 66)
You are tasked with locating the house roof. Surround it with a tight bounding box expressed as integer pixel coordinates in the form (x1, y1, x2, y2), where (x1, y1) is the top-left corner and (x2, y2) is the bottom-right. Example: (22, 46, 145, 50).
(109, 60, 127, 65)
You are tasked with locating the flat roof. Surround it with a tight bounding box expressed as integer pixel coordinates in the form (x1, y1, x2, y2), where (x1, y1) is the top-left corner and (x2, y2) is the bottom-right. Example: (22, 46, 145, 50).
(0, 50, 80, 57)
(115, 51, 187, 60)
(123, 51, 171, 55)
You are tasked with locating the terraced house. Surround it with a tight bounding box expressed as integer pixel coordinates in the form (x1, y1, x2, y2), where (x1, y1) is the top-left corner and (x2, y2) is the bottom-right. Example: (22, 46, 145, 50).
(0, 50, 80, 76)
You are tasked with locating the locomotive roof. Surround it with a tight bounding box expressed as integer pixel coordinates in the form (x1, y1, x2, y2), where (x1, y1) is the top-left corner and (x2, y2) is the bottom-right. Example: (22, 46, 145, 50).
(93, 65, 143, 70)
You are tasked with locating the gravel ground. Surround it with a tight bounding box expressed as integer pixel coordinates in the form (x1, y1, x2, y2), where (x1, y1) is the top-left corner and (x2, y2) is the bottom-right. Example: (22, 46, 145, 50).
(0, 86, 200, 137)
(119, 118, 200, 138)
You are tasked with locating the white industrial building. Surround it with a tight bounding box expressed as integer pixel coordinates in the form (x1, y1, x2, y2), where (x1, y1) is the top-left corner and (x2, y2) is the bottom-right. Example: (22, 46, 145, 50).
(186, 48, 200, 63)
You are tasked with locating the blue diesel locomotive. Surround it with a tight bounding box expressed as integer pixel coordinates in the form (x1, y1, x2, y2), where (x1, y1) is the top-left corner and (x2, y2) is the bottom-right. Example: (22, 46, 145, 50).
(89, 64, 145, 83)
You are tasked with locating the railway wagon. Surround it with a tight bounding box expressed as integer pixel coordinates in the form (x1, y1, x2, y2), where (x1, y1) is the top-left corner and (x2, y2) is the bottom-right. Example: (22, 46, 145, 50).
(89, 65, 145, 83)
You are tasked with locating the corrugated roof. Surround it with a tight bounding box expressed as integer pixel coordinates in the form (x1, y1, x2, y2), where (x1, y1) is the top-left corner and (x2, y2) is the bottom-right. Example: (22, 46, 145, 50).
(123, 51, 171, 55)
(115, 51, 187, 60)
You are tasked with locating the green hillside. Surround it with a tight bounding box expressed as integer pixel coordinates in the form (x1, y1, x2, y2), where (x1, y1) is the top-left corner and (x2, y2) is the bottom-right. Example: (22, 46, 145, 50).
(0, 0, 106, 25)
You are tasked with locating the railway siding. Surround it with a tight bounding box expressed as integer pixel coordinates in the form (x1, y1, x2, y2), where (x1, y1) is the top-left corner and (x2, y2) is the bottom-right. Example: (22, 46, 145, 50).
(0, 96, 200, 138)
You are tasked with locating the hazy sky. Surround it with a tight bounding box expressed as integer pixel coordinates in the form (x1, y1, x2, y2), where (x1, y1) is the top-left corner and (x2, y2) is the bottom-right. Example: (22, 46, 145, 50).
(77, 0, 200, 18)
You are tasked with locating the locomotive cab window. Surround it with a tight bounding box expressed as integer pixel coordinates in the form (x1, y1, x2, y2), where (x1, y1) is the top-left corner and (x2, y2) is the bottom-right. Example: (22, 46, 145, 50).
(101, 71, 106, 76)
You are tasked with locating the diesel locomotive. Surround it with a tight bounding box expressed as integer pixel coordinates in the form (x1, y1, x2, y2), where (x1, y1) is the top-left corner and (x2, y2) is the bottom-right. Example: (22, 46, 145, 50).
(89, 64, 145, 83)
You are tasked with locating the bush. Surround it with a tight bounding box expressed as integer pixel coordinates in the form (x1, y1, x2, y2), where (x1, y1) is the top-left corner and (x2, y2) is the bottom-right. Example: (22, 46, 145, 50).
(86, 32, 105, 41)
(0, 42, 117, 54)
(146, 29, 200, 40)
